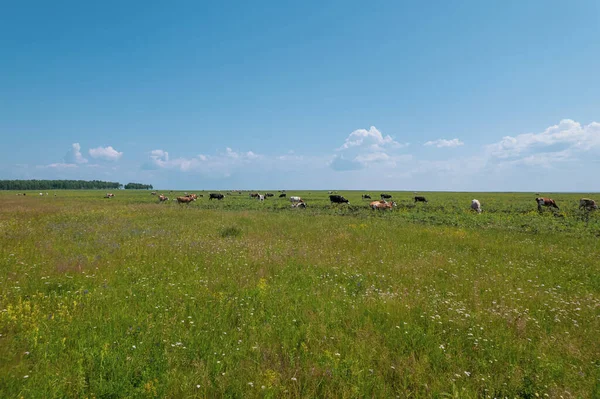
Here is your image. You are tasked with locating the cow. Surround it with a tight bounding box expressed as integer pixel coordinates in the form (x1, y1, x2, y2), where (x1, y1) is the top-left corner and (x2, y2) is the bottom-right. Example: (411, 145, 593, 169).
(258, 195, 265, 201)
(158, 194, 169, 202)
(292, 201, 307, 208)
(330, 195, 349, 204)
(151, 192, 157, 195)
(185, 194, 198, 200)
(265, 193, 274, 197)
(414, 196, 428, 203)
(381, 193, 392, 199)
(177, 196, 194, 204)
(249, 193, 260, 198)
(536, 197, 559, 211)
(471, 199, 482, 214)
(209, 193, 224, 200)
(579, 198, 597, 211)
(370, 200, 396, 210)
(290, 196, 303, 203)
(362, 194, 371, 199)
(104, 193, 114, 198)
(279, 193, 287, 198)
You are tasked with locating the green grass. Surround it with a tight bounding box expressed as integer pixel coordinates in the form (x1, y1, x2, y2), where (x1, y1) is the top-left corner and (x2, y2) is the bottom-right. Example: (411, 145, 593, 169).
(1, 190, 599, 398)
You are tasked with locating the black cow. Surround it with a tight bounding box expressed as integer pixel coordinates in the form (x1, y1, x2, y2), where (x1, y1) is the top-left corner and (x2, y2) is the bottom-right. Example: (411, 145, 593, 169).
(209, 193, 224, 200)
(265, 193, 274, 197)
(279, 193, 286, 198)
(330, 195, 349, 204)
(381, 193, 392, 199)
(414, 196, 428, 203)
(362, 194, 371, 199)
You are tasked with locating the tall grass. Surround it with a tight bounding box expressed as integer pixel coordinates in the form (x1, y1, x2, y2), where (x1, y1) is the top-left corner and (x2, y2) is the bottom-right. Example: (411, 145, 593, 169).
(0, 190, 598, 397)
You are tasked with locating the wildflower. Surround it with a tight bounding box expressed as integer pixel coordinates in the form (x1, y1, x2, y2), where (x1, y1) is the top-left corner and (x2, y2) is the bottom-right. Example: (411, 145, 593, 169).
(248, 382, 254, 387)
(291, 377, 297, 381)
(464, 371, 471, 377)
(132, 345, 136, 349)
(196, 385, 200, 388)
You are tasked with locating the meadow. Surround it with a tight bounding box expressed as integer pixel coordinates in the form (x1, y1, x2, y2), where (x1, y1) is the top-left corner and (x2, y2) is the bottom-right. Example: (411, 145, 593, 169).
(0, 190, 598, 398)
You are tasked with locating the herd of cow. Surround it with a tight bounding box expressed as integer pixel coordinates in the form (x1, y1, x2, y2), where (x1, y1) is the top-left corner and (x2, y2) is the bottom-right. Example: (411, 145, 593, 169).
(118, 192, 598, 213)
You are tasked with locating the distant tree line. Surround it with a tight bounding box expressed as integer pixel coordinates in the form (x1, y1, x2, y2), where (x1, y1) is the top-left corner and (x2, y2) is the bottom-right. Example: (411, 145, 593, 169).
(0, 180, 154, 190)
(0, 180, 123, 190)
(124, 182, 153, 190)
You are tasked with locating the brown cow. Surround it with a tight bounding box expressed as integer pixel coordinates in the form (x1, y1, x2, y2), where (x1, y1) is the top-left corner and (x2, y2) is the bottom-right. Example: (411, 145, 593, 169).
(177, 196, 194, 204)
(579, 198, 597, 211)
(185, 194, 198, 200)
(158, 194, 169, 202)
(536, 197, 559, 211)
(370, 200, 396, 210)
(104, 193, 114, 198)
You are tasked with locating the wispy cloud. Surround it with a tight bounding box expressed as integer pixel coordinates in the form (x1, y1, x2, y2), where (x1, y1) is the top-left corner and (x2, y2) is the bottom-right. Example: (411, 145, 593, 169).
(424, 138, 464, 148)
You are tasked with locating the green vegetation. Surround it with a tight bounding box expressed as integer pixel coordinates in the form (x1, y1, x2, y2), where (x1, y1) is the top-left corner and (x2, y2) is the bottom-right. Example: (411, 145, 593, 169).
(124, 183, 154, 190)
(0, 190, 598, 397)
(0, 180, 122, 190)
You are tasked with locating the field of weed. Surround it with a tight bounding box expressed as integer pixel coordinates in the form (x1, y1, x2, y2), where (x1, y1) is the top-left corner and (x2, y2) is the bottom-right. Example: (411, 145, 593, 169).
(1, 190, 599, 397)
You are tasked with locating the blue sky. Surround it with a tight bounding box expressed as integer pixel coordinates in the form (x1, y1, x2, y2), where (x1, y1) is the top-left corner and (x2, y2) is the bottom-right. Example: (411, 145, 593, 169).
(1, 0, 599, 191)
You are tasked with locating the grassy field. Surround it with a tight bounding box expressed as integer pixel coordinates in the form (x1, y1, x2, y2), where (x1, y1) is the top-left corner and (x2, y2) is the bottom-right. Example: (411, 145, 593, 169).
(1, 190, 599, 398)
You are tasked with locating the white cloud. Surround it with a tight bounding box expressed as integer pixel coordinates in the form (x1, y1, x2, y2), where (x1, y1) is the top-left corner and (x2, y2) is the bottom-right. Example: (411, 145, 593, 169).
(487, 119, 600, 159)
(40, 163, 78, 169)
(424, 138, 464, 148)
(337, 126, 407, 151)
(64, 143, 87, 164)
(146, 147, 262, 176)
(89, 146, 123, 161)
(331, 126, 410, 171)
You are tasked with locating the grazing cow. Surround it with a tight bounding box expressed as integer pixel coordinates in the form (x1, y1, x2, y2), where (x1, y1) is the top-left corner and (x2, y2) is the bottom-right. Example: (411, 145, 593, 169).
(104, 193, 114, 198)
(362, 194, 371, 199)
(380, 193, 392, 199)
(292, 201, 307, 208)
(370, 200, 396, 210)
(290, 196, 302, 203)
(579, 198, 597, 211)
(151, 191, 157, 195)
(158, 194, 169, 202)
(249, 193, 260, 198)
(198, 194, 204, 198)
(330, 195, 349, 204)
(258, 195, 265, 201)
(265, 193, 274, 197)
(471, 199, 482, 214)
(536, 197, 559, 211)
(414, 196, 428, 203)
(177, 196, 194, 204)
(279, 193, 286, 198)
(209, 193, 224, 200)
(185, 193, 198, 200)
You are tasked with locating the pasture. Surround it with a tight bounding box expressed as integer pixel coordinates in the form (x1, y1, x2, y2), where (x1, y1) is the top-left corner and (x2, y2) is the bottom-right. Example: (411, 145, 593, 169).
(1, 190, 599, 398)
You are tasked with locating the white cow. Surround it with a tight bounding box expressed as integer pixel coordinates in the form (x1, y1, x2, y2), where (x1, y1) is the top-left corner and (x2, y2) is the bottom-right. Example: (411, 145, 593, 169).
(258, 195, 265, 201)
(292, 201, 307, 208)
(290, 196, 302, 203)
(471, 199, 482, 214)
